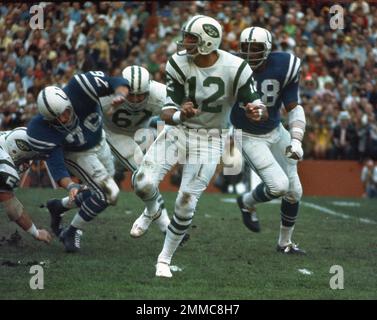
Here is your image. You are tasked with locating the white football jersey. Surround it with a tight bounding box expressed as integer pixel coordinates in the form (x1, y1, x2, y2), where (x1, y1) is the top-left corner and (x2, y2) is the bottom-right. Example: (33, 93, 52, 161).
(100, 80, 166, 134)
(164, 49, 258, 129)
(0, 139, 20, 192)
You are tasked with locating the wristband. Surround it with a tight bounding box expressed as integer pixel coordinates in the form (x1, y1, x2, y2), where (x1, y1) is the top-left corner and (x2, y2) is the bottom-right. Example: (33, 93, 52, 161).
(172, 111, 182, 124)
(67, 182, 81, 192)
(27, 224, 39, 238)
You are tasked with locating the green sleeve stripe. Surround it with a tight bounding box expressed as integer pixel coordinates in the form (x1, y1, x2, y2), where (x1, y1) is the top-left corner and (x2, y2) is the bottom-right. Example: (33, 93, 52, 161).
(165, 71, 175, 82)
(233, 60, 248, 96)
(168, 57, 186, 82)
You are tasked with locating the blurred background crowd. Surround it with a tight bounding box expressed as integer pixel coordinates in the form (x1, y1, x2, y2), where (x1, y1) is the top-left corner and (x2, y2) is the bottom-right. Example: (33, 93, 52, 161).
(1, 0, 377, 163)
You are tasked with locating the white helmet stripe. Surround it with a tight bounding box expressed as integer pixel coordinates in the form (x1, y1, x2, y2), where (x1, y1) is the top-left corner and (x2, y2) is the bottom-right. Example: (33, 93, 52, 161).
(42, 89, 58, 118)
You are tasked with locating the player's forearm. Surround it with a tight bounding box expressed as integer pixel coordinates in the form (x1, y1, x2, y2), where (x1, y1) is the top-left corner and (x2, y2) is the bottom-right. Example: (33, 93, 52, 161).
(161, 108, 180, 125)
(287, 105, 306, 143)
(1, 193, 39, 238)
(15, 212, 33, 232)
(115, 85, 129, 97)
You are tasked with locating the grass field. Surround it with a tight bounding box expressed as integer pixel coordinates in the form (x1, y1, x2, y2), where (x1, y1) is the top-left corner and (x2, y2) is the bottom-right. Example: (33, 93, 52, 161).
(0, 188, 376, 300)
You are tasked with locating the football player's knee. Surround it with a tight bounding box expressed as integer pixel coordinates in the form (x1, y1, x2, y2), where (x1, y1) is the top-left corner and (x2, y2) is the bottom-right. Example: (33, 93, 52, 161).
(269, 176, 289, 197)
(175, 192, 198, 217)
(101, 177, 120, 205)
(74, 189, 92, 207)
(2, 196, 23, 221)
(134, 171, 157, 199)
(285, 184, 303, 203)
(85, 193, 108, 214)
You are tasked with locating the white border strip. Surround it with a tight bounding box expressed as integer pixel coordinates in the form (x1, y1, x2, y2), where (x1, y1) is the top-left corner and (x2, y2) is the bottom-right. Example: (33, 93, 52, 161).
(301, 201, 377, 225)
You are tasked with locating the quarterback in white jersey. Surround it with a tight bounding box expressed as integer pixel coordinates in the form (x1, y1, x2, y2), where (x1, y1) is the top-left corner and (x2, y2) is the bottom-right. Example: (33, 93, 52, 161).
(231, 27, 306, 254)
(0, 128, 51, 243)
(100, 65, 170, 234)
(131, 15, 265, 278)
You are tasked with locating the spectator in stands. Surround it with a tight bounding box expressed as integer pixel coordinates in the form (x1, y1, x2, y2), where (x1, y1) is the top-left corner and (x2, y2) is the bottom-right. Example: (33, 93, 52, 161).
(0, 1, 377, 163)
(361, 158, 377, 198)
(330, 111, 359, 160)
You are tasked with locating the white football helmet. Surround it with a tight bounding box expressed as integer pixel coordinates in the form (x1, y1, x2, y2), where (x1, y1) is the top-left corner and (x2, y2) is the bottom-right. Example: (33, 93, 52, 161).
(37, 86, 78, 130)
(0, 128, 40, 166)
(177, 15, 222, 56)
(121, 65, 150, 112)
(239, 26, 272, 69)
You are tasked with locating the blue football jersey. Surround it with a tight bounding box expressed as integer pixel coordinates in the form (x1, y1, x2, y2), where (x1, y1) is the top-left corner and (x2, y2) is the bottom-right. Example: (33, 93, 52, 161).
(27, 71, 129, 181)
(230, 52, 301, 135)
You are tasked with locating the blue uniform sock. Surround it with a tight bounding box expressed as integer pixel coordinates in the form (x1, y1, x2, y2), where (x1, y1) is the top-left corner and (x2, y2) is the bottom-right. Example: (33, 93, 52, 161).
(280, 199, 299, 227)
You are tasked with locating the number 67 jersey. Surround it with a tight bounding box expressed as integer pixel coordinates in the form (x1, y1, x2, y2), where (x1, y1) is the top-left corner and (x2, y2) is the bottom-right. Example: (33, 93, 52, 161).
(100, 80, 166, 135)
(99, 80, 166, 172)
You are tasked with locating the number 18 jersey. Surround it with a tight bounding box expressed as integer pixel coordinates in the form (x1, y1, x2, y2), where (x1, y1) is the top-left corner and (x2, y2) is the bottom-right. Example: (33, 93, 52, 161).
(230, 51, 301, 135)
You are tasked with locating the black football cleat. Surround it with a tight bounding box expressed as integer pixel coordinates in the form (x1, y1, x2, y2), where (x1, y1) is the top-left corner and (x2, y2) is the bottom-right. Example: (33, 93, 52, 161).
(179, 233, 190, 247)
(59, 226, 82, 253)
(46, 199, 68, 236)
(276, 242, 306, 255)
(237, 196, 260, 232)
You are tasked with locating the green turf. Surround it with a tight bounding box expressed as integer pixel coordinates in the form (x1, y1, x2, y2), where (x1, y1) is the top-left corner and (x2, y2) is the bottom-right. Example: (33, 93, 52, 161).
(0, 189, 376, 300)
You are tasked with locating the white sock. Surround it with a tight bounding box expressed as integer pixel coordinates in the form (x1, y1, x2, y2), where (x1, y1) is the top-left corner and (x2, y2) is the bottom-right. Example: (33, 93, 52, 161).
(62, 197, 77, 209)
(71, 213, 88, 229)
(157, 229, 185, 265)
(278, 224, 295, 247)
(242, 192, 257, 209)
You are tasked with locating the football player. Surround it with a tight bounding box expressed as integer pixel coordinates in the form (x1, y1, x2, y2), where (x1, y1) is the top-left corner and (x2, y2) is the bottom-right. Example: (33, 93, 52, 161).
(27, 71, 129, 252)
(99, 66, 170, 236)
(230, 27, 306, 254)
(0, 127, 51, 243)
(131, 15, 265, 277)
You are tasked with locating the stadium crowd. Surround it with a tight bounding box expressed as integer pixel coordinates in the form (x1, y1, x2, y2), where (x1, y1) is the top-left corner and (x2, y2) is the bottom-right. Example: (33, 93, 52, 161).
(1, 1, 377, 161)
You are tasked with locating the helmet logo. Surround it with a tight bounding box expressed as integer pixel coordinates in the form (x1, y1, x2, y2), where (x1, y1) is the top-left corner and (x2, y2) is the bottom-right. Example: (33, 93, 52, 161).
(202, 24, 219, 38)
(15, 139, 32, 152)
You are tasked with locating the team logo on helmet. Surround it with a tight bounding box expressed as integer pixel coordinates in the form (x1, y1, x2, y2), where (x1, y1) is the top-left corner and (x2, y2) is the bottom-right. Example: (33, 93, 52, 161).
(202, 24, 220, 38)
(15, 139, 32, 152)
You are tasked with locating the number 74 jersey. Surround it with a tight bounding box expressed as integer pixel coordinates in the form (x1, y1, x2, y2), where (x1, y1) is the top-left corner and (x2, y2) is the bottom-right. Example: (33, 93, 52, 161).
(100, 80, 166, 135)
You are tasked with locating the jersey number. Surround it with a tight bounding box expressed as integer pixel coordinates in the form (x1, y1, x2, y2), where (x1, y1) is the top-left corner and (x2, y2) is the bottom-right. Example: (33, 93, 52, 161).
(5, 175, 19, 189)
(90, 71, 109, 88)
(65, 113, 101, 145)
(188, 76, 225, 113)
(112, 110, 152, 128)
(254, 79, 280, 107)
